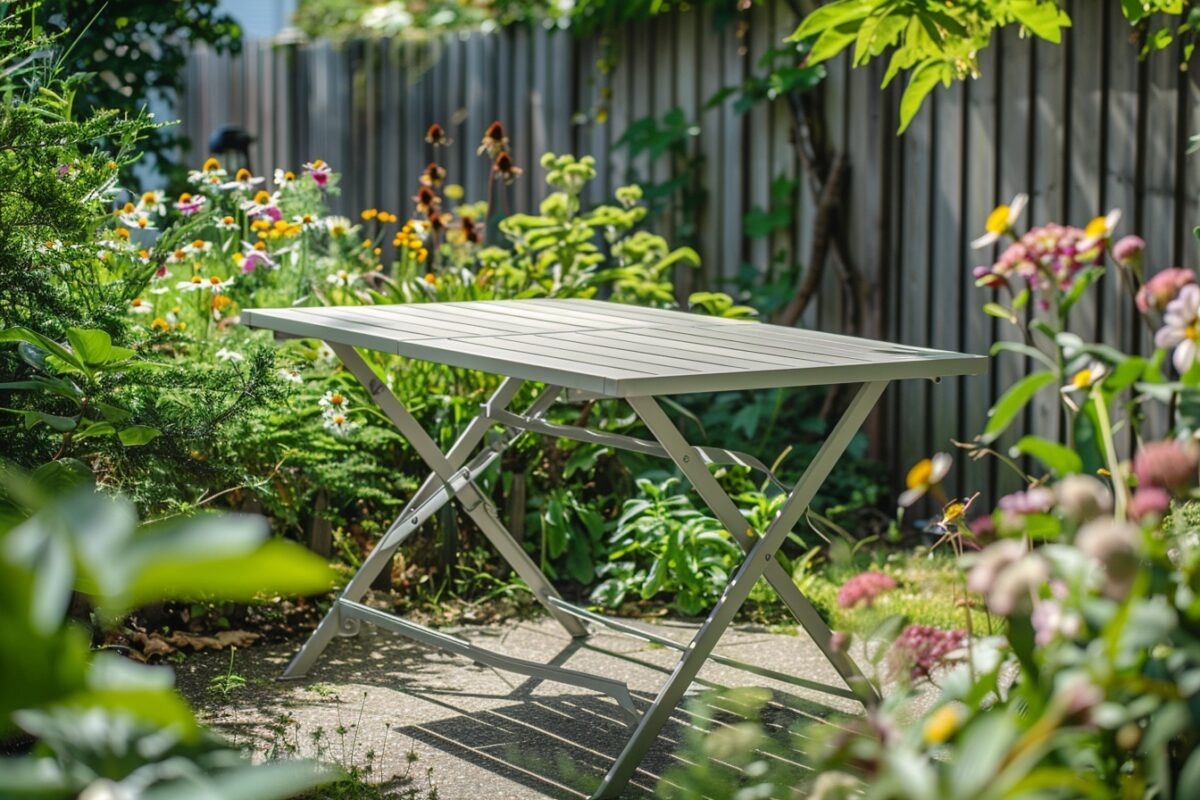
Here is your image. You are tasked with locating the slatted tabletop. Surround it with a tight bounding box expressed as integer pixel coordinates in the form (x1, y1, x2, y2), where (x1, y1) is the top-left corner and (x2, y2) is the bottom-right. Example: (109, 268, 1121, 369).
(242, 299, 986, 396)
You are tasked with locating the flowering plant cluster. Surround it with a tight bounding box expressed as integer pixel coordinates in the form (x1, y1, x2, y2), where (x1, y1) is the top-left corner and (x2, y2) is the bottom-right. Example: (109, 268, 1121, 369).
(792, 199, 1200, 798)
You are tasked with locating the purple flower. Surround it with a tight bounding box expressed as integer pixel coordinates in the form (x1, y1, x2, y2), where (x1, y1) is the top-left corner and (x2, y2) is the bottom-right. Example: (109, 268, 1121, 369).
(888, 624, 965, 682)
(836, 571, 897, 609)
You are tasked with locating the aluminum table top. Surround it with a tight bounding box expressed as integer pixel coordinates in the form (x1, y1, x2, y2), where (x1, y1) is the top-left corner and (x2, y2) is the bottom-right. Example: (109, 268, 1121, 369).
(242, 299, 986, 396)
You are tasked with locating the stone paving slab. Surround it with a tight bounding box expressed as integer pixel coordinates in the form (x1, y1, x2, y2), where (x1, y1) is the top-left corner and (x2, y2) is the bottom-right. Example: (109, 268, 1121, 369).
(177, 615, 902, 799)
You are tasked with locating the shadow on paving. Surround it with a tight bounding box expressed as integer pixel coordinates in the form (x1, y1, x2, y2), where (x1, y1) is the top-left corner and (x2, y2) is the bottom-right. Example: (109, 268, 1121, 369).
(185, 618, 855, 799)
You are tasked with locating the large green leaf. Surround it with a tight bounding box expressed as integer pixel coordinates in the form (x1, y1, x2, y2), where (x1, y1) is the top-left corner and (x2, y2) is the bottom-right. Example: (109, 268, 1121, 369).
(1013, 435, 1083, 476)
(124, 539, 335, 613)
(980, 371, 1057, 444)
(0, 327, 80, 371)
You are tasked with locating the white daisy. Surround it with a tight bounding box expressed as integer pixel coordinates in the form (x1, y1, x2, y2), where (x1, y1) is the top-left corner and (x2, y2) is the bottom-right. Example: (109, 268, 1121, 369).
(215, 347, 244, 362)
(1156, 284, 1200, 374)
(323, 412, 357, 436)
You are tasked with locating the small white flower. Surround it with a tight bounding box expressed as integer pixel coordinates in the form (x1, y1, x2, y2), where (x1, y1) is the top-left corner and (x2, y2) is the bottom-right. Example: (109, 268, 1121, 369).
(220, 168, 265, 192)
(183, 239, 213, 255)
(294, 212, 323, 231)
(319, 390, 350, 411)
(323, 412, 357, 437)
(1061, 361, 1107, 397)
(176, 275, 206, 291)
(137, 190, 166, 216)
(215, 347, 244, 362)
(324, 216, 353, 237)
(129, 297, 153, 315)
(971, 193, 1029, 249)
(216, 214, 239, 230)
(120, 213, 154, 230)
(1155, 284, 1200, 374)
(274, 168, 298, 188)
(326, 269, 358, 288)
(278, 368, 303, 384)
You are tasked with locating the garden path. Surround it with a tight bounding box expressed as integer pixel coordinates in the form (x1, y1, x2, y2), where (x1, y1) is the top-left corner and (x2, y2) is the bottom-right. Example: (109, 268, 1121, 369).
(178, 615, 934, 798)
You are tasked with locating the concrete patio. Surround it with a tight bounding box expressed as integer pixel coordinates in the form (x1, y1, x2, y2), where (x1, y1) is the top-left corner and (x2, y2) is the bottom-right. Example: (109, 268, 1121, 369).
(176, 613, 915, 798)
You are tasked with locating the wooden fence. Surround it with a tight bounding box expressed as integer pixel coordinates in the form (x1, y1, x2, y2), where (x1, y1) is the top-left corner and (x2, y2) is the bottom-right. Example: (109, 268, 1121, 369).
(181, 1, 1200, 504)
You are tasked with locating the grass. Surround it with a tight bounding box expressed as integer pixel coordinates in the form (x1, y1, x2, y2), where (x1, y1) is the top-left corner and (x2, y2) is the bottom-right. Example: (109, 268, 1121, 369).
(746, 544, 997, 636)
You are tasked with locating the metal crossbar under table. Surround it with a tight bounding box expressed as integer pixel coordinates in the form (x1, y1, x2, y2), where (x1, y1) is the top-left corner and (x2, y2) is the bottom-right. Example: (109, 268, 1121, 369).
(243, 299, 986, 799)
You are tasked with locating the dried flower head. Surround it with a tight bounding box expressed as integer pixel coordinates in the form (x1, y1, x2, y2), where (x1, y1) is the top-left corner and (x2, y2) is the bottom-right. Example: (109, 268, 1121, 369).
(1076, 518, 1141, 599)
(493, 151, 523, 185)
(413, 185, 440, 217)
(425, 123, 451, 146)
(478, 120, 508, 157)
(419, 162, 447, 188)
(1055, 474, 1113, 522)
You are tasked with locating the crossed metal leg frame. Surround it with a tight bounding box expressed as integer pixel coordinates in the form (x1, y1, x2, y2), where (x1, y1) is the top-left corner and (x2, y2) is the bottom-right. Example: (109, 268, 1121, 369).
(282, 342, 888, 799)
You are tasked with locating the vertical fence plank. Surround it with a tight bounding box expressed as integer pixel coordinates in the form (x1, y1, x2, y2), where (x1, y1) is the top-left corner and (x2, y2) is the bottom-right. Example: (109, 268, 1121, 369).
(961, 52, 997, 499)
(1028, 36, 1067, 457)
(929, 83, 966, 498)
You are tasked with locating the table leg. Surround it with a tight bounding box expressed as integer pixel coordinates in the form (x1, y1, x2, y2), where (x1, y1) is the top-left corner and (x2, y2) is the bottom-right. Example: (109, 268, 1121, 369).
(281, 375, 530, 680)
(590, 382, 886, 799)
(331, 343, 588, 638)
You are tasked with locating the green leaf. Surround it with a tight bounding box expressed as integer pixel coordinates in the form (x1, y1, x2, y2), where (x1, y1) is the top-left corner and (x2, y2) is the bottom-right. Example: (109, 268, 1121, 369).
(123, 539, 335, 614)
(980, 371, 1057, 444)
(989, 340, 1057, 371)
(1009, 0, 1072, 43)
(65, 328, 113, 367)
(788, 2, 873, 42)
(1013, 435, 1083, 476)
(118, 425, 160, 446)
(0, 326, 81, 371)
(983, 302, 1017, 323)
(898, 61, 944, 133)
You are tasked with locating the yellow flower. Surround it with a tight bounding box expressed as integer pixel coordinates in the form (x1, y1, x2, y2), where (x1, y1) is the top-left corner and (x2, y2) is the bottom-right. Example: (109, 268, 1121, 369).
(923, 705, 961, 744)
(444, 184, 464, 201)
(151, 317, 170, 331)
(971, 193, 1028, 249)
(899, 453, 952, 507)
(1082, 208, 1122, 246)
(361, 208, 378, 220)
(202, 157, 222, 172)
(423, 272, 437, 285)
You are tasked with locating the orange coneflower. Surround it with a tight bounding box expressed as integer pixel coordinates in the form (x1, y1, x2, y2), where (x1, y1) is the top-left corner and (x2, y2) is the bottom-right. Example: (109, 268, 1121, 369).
(428, 210, 452, 234)
(413, 185, 440, 217)
(459, 216, 480, 245)
(419, 162, 447, 188)
(478, 121, 509, 158)
(425, 123, 451, 147)
(493, 151, 522, 185)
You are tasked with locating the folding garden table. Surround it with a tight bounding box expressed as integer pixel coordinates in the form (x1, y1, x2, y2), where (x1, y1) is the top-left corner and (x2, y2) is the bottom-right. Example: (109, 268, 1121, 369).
(243, 299, 986, 798)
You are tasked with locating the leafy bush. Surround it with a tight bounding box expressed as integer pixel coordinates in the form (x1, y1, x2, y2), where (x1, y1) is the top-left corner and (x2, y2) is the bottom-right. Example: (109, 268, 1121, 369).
(0, 464, 335, 798)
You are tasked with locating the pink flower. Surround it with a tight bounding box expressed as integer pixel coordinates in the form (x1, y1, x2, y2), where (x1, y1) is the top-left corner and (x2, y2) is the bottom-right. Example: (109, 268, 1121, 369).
(304, 159, 332, 188)
(1137, 267, 1195, 313)
(836, 571, 897, 609)
(1132, 440, 1197, 491)
(1128, 486, 1170, 520)
(174, 193, 207, 215)
(968, 515, 995, 537)
(997, 487, 1055, 515)
(1031, 599, 1081, 646)
(1112, 235, 1145, 268)
(888, 624, 965, 681)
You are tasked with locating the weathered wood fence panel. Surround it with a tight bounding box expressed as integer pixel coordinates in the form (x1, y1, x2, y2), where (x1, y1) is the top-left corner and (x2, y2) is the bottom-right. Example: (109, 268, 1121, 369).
(181, 2, 1200, 503)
